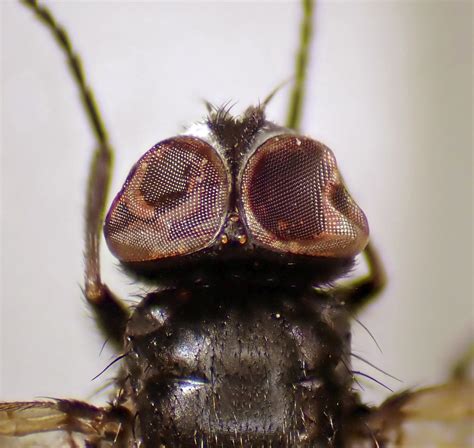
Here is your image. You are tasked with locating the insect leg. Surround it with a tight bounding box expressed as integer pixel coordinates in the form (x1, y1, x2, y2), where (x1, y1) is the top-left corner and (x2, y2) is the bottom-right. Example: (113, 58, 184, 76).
(285, 1, 385, 313)
(0, 400, 133, 447)
(450, 340, 474, 381)
(340, 242, 387, 313)
(21, 0, 129, 348)
(356, 381, 474, 447)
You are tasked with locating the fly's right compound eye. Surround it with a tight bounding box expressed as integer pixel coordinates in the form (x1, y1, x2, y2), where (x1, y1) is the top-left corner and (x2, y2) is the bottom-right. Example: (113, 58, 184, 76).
(104, 136, 229, 262)
(241, 135, 369, 258)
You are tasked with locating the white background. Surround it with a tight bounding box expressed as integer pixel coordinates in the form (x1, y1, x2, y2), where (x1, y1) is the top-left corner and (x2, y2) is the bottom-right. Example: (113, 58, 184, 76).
(1, 0, 472, 411)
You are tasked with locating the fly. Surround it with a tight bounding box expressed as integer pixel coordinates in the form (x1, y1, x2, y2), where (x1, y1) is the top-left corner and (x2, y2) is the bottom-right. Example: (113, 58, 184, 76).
(1, 1, 472, 447)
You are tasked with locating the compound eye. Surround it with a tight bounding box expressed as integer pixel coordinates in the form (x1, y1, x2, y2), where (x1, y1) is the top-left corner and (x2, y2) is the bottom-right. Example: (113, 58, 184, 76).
(105, 136, 229, 262)
(241, 135, 369, 258)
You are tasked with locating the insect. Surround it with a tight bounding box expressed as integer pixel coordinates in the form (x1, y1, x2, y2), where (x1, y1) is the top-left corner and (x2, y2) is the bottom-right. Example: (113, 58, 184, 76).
(1, 1, 472, 447)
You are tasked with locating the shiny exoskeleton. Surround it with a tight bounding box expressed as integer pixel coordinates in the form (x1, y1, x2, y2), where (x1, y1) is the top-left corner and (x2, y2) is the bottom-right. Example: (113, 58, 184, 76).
(6, 2, 471, 447)
(126, 279, 353, 446)
(107, 106, 370, 446)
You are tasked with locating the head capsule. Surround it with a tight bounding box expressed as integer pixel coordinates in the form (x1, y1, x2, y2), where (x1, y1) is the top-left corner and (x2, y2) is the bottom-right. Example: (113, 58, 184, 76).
(104, 105, 369, 278)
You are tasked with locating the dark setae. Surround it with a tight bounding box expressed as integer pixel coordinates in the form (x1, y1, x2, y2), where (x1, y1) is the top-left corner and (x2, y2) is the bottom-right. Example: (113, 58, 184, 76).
(1, 1, 472, 447)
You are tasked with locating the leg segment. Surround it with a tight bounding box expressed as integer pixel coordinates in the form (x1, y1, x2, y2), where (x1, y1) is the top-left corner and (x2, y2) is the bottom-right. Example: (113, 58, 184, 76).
(450, 340, 474, 380)
(341, 242, 387, 313)
(22, 0, 128, 347)
(0, 400, 133, 447)
(285, 0, 386, 312)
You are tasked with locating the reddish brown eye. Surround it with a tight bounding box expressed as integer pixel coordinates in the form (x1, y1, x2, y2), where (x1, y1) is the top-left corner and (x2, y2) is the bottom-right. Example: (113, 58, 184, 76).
(241, 135, 369, 257)
(104, 136, 229, 262)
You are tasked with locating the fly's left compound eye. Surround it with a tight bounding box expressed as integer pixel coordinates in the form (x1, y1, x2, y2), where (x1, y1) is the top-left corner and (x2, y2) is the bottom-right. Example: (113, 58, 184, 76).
(241, 135, 369, 258)
(104, 136, 229, 262)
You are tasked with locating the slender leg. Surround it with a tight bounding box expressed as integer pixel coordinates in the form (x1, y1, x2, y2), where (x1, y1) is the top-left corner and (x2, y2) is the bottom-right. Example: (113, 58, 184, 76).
(340, 242, 387, 313)
(0, 400, 132, 447)
(22, 0, 128, 347)
(450, 340, 474, 380)
(286, 0, 386, 313)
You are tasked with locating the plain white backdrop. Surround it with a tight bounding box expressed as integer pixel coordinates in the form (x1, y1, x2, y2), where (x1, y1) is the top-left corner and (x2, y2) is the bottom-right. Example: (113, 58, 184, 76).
(1, 0, 472, 412)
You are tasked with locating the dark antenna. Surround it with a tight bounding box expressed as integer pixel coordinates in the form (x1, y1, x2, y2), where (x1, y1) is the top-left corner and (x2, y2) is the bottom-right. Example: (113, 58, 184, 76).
(285, 0, 314, 131)
(22, 0, 128, 347)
